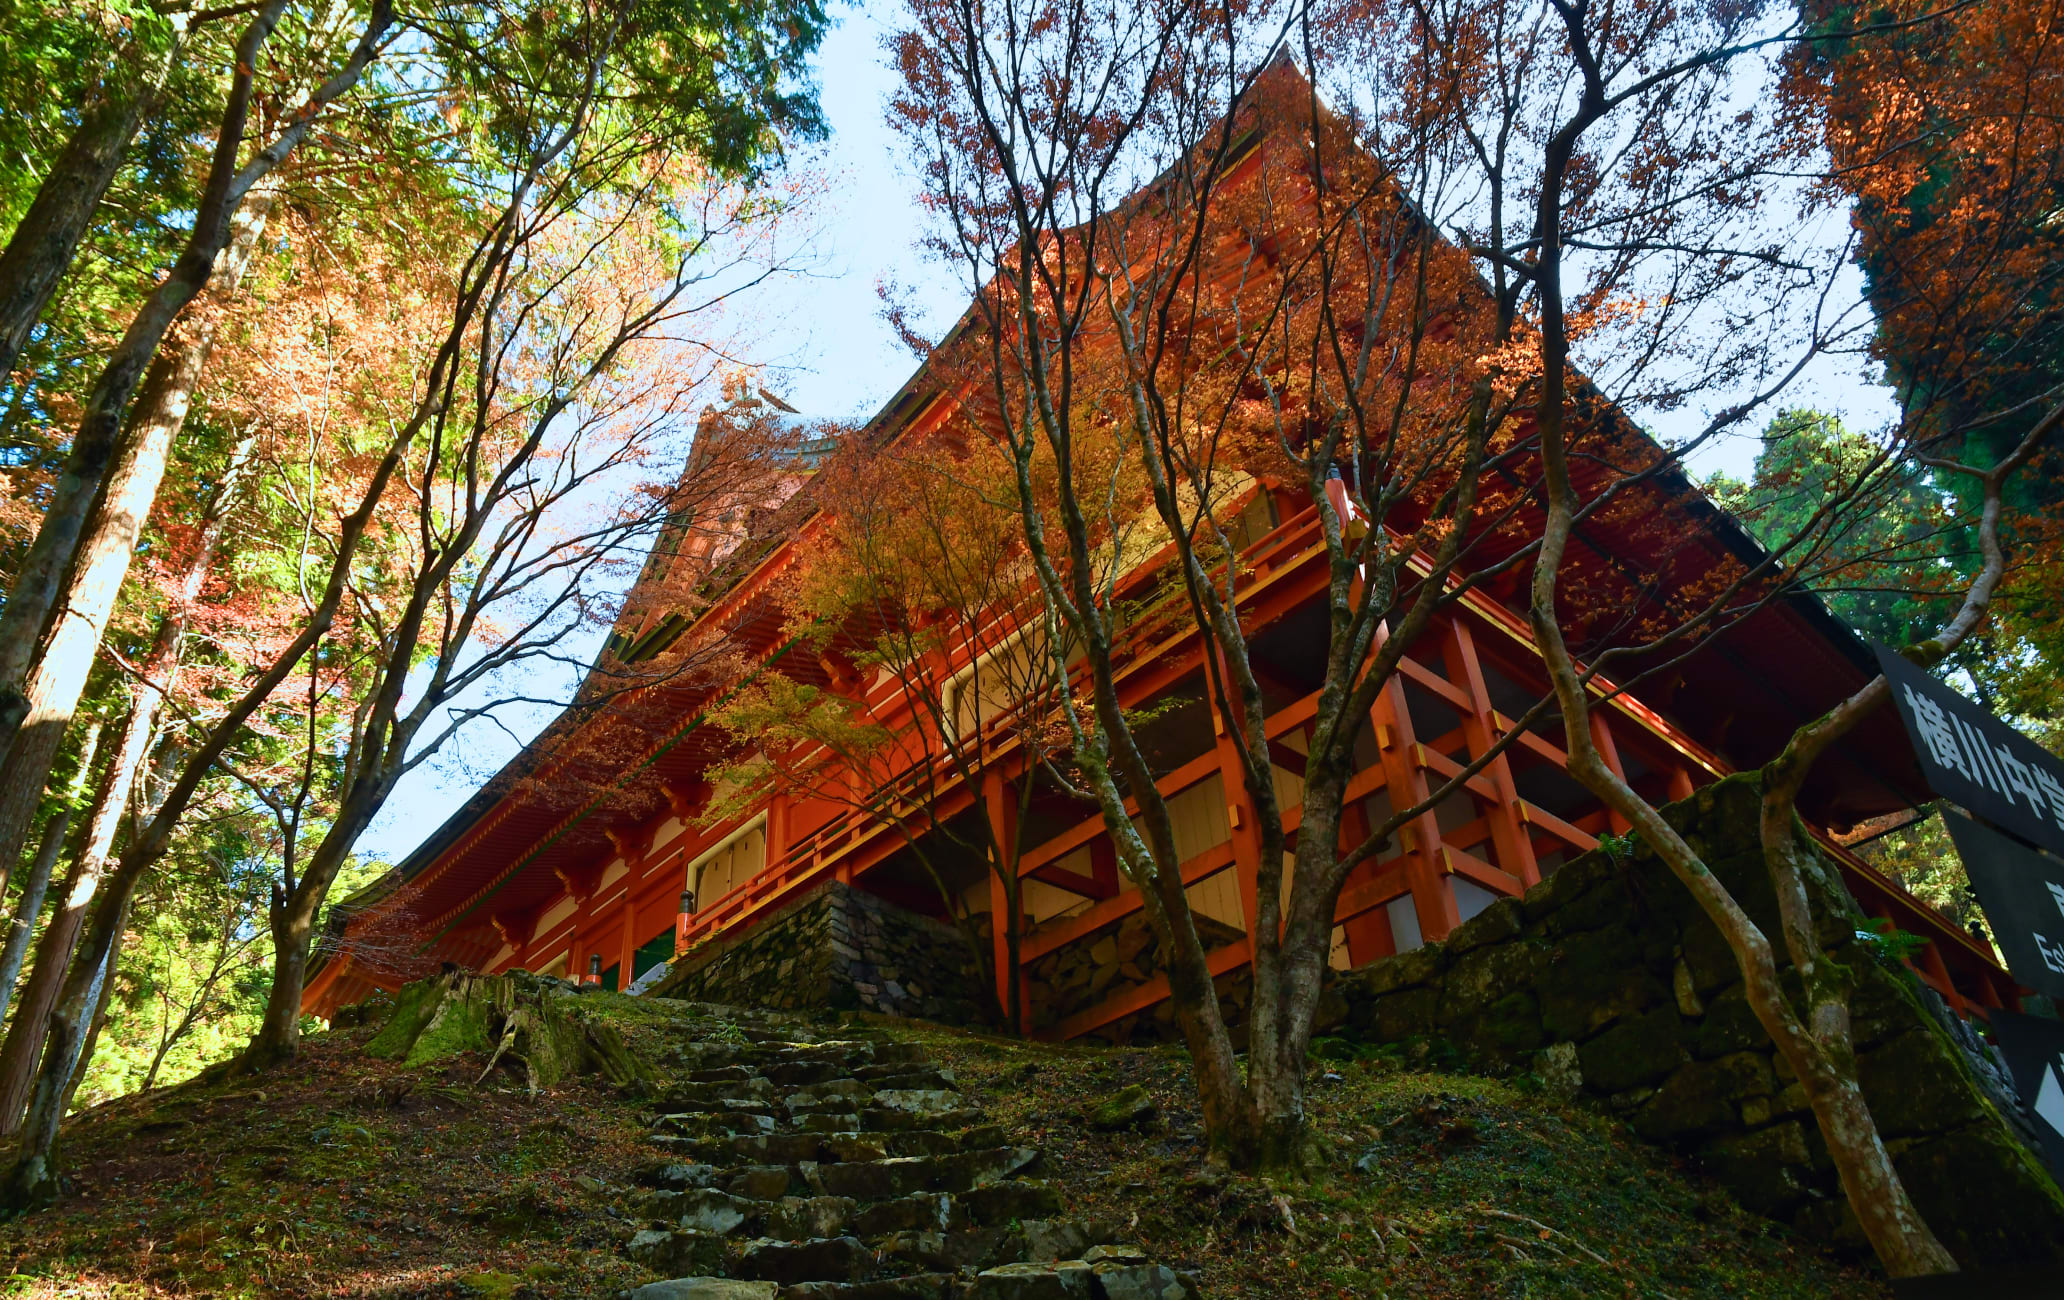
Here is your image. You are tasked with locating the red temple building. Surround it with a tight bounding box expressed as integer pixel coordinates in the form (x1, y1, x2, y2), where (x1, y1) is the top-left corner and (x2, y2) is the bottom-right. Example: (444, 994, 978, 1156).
(303, 115, 2019, 1038)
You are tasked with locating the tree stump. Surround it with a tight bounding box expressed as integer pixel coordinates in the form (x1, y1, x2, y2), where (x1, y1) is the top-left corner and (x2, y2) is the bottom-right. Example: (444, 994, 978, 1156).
(362, 968, 654, 1095)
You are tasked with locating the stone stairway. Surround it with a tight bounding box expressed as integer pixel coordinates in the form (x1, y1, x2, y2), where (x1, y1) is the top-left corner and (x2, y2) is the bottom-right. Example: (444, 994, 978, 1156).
(613, 1004, 1196, 1300)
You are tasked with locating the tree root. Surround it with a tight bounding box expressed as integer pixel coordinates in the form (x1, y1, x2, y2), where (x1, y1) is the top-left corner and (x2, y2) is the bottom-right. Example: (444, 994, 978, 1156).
(1476, 1205, 1610, 1268)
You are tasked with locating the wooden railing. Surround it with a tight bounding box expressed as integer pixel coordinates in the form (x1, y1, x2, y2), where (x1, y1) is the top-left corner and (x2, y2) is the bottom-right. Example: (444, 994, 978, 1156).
(654, 494, 2008, 1034)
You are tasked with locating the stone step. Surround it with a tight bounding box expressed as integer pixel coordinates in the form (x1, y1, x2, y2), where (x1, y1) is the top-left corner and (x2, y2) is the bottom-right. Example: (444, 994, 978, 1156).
(626, 1226, 1165, 1298)
(618, 1012, 1193, 1300)
(654, 1112, 780, 1139)
(959, 1180, 1063, 1226)
(625, 1227, 729, 1278)
(817, 1135, 891, 1164)
(810, 1148, 1037, 1201)
(968, 1261, 1100, 1300)
(876, 1226, 1019, 1273)
(628, 1277, 782, 1300)
(866, 1043, 932, 1066)
(858, 1106, 985, 1134)
(654, 1124, 990, 1167)
(636, 1160, 834, 1200)
(794, 1112, 865, 1134)
(875, 1215, 1117, 1276)
(663, 1134, 827, 1165)
(846, 1192, 957, 1238)
(763, 1061, 853, 1087)
(777, 1273, 956, 1300)
(789, 1095, 869, 1117)
(727, 1167, 799, 1201)
(789, 1078, 871, 1103)
(636, 1160, 724, 1190)
(761, 1038, 883, 1060)
(730, 1035, 817, 1056)
(1082, 1259, 1196, 1300)
(765, 1196, 859, 1241)
(656, 1096, 783, 1118)
(641, 1189, 769, 1236)
(867, 1090, 964, 1116)
(658, 1080, 779, 1108)
(737, 1235, 876, 1286)
(850, 1063, 954, 1087)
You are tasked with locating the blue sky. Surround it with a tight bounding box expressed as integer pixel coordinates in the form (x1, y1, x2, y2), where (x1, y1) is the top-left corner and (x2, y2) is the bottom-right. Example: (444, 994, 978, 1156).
(723, 7, 967, 423)
(355, 6, 959, 865)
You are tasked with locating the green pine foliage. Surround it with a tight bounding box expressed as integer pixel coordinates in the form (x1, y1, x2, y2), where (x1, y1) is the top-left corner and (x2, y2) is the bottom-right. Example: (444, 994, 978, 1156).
(1709, 408, 2062, 748)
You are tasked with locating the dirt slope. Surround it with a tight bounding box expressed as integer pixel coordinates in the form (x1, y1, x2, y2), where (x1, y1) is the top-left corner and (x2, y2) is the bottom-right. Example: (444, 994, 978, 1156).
(0, 993, 1891, 1299)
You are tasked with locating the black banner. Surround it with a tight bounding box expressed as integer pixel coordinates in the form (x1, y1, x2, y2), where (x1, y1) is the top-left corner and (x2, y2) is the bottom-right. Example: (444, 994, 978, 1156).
(1874, 642, 2064, 858)
(1942, 810, 2064, 1002)
(1985, 1010, 2064, 1188)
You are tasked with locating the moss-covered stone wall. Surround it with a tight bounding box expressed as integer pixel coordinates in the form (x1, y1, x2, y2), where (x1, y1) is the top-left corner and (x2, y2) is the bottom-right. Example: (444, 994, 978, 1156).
(644, 880, 992, 1026)
(1319, 774, 2064, 1269)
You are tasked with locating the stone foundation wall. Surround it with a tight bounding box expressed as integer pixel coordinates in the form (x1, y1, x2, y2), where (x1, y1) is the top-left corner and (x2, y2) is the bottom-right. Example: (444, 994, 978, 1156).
(1319, 774, 2064, 1269)
(646, 881, 992, 1027)
(1024, 909, 1247, 1038)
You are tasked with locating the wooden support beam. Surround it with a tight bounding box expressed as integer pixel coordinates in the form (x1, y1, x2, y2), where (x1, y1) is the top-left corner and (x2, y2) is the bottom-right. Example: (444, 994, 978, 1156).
(554, 861, 603, 902)
(1046, 938, 1253, 1042)
(616, 895, 638, 991)
(1916, 936, 1965, 1016)
(1020, 842, 1237, 962)
(766, 792, 791, 873)
(1337, 795, 1398, 965)
(1335, 860, 1414, 928)
(605, 826, 638, 863)
(1445, 620, 1542, 888)
(491, 904, 539, 951)
(1587, 712, 1636, 835)
(1266, 736, 1309, 778)
(1373, 623, 1460, 942)
(1518, 800, 1600, 853)
(1029, 862, 1117, 899)
(983, 768, 1024, 1026)
(1089, 836, 1120, 897)
(1208, 644, 1264, 936)
(1665, 763, 1696, 801)
(1440, 844, 1524, 899)
(1016, 751, 1221, 877)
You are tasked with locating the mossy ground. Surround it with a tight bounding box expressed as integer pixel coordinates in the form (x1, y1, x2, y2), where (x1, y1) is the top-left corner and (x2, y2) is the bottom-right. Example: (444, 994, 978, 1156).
(0, 996, 1890, 1298)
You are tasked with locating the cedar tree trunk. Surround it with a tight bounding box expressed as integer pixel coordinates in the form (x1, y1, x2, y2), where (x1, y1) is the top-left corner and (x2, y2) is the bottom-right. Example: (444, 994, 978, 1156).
(0, 190, 275, 882)
(0, 34, 179, 381)
(0, 0, 389, 757)
(0, 812, 70, 1024)
(0, 431, 251, 1134)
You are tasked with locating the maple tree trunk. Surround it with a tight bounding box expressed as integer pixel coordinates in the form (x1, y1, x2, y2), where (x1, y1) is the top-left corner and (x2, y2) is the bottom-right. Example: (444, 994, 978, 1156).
(247, 906, 316, 1066)
(1760, 809, 1956, 1276)
(245, 801, 381, 1067)
(0, 36, 176, 382)
(0, 812, 70, 1025)
(1246, 783, 1352, 1168)
(0, 190, 275, 889)
(1525, 269, 1957, 1277)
